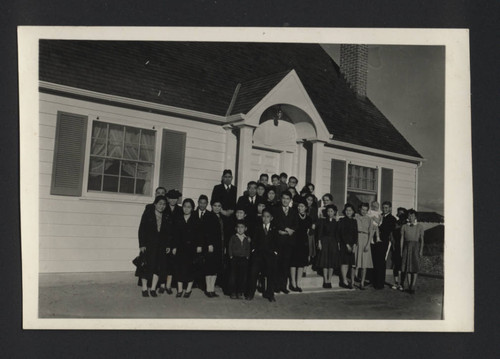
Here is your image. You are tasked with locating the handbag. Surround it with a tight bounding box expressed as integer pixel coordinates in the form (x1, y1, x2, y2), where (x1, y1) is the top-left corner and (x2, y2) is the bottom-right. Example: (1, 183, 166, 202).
(132, 251, 147, 268)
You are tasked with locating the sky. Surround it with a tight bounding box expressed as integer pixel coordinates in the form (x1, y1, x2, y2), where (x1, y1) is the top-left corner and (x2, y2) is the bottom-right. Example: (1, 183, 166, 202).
(322, 44, 445, 215)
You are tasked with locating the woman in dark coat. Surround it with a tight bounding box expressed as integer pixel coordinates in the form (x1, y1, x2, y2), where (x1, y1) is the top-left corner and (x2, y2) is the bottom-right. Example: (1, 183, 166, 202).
(172, 198, 203, 298)
(289, 198, 313, 292)
(305, 193, 319, 262)
(158, 189, 183, 294)
(137, 195, 170, 297)
(316, 204, 339, 288)
(204, 199, 225, 297)
(337, 203, 358, 289)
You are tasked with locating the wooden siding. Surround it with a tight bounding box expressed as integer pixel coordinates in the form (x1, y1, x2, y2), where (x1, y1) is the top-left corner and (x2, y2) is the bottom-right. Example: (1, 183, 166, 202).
(321, 146, 418, 211)
(39, 93, 226, 273)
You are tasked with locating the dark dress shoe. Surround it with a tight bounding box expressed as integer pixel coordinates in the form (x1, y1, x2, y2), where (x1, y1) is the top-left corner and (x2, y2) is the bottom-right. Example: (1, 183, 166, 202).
(204, 291, 212, 298)
(176, 292, 183, 298)
(150, 290, 158, 297)
(297, 287, 303, 293)
(289, 286, 298, 292)
(211, 292, 219, 297)
(158, 287, 165, 294)
(322, 283, 327, 289)
(183, 291, 192, 298)
(142, 290, 149, 297)
(282, 289, 290, 294)
(166, 288, 173, 295)
(347, 283, 354, 289)
(245, 295, 254, 300)
(268, 296, 276, 302)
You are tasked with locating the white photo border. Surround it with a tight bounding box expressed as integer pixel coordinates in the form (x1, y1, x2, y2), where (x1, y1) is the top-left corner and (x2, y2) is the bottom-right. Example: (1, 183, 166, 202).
(18, 26, 473, 331)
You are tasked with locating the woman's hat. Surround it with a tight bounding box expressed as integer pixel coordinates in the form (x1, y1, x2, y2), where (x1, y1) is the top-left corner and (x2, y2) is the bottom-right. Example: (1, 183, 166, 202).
(166, 189, 182, 199)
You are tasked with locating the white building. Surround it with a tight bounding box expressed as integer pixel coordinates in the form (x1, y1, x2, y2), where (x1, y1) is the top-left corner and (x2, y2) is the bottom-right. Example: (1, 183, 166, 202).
(39, 41, 423, 273)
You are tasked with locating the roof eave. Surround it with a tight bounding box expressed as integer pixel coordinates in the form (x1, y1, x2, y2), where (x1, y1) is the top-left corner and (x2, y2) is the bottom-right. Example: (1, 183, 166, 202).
(39, 81, 229, 125)
(327, 139, 425, 164)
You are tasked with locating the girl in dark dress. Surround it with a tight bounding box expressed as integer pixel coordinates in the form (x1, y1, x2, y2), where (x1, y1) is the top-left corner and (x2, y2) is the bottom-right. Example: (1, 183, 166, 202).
(204, 200, 225, 297)
(316, 204, 339, 288)
(172, 198, 203, 298)
(305, 193, 318, 262)
(337, 203, 358, 289)
(391, 207, 408, 291)
(289, 198, 312, 292)
(137, 195, 170, 297)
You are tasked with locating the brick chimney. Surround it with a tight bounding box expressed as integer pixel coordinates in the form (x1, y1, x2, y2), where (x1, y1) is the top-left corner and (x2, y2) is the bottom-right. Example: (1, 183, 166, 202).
(340, 44, 368, 97)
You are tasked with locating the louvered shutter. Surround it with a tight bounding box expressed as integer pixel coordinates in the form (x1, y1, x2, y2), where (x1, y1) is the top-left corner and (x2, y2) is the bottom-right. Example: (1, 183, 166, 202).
(330, 159, 346, 208)
(159, 129, 186, 192)
(50, 112, 88, 196)
(380, 167, 394, 204)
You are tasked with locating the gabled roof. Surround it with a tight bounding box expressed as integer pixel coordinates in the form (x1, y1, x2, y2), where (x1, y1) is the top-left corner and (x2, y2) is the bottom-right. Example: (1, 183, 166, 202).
(39, 40, 422, 158)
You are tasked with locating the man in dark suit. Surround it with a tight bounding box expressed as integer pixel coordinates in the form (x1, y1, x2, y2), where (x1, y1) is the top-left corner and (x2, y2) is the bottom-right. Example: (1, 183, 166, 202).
(272, 190, 298, 294)
(195, 194, 220, 296)
(371, 201, 397, 289)
(236, 181, 260, 239)
(210, 169, 237, 217)
(247, 208, 279, 301)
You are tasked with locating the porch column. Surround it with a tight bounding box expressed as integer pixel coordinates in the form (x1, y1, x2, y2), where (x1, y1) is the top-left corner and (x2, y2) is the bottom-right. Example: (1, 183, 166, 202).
(295, 140, 307, 187)
(235, 125, 255, 196)
(222, 125, 237, 172)
(311, 140, 326, 196)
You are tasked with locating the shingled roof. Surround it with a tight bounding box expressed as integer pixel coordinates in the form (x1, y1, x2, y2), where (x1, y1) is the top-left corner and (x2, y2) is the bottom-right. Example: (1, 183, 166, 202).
(39, 40, 422, 158)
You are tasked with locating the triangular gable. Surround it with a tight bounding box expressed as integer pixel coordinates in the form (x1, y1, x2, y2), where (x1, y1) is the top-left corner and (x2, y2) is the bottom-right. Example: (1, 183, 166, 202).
(241, 70, 331, 143)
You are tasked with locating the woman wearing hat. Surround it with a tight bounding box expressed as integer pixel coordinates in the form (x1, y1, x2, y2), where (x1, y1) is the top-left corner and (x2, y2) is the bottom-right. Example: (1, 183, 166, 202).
(157, 189, 183, 295)
(137, 195, 171, 297)
(172, 198, 203, 298)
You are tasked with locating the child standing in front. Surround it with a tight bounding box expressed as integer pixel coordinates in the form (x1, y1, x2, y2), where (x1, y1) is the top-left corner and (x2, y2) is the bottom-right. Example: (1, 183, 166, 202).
(228, 221, 251, 299)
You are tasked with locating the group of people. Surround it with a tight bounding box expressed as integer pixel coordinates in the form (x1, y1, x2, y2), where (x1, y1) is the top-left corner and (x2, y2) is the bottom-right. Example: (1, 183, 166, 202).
(136, 169, 425, 302)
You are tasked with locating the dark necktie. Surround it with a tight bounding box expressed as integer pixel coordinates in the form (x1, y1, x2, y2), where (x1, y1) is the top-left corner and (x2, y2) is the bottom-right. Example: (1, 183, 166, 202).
(264, 225, 268, 235)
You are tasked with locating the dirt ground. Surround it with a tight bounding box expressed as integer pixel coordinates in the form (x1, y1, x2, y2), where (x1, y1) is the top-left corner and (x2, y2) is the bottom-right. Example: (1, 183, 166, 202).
(39, 272, 443, 320)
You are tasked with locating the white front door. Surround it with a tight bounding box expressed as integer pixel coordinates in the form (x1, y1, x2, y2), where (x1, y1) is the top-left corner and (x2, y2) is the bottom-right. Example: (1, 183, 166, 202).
(249, 148, 281, 181)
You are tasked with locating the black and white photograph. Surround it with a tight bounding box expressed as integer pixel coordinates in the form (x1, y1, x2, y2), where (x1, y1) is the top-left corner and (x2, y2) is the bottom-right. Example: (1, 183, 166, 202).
(19, 27, 473, 331)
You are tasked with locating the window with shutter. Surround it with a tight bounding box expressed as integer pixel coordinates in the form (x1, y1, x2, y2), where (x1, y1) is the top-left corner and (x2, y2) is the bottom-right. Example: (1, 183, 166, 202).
(159, 129, 186, 193)
(51, 112, 88, 196)
(330, 159, 346, 207)
(87, 121, 156, 196)
(380, 167, 393, 204)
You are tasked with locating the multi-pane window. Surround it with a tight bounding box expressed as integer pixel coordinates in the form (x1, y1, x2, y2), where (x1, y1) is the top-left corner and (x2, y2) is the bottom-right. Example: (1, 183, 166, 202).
(87, 121, 155, 195)
(347, 164, 377, 192)
(347, 164, 378, 208)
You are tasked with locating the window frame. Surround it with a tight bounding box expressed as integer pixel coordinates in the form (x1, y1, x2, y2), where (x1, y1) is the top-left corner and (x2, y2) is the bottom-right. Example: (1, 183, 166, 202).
(81, 116, 160, 202)
(346, 162, 380, 203)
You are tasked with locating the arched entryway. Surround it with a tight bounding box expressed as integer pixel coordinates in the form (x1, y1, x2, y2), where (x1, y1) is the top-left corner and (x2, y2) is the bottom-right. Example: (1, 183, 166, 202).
(246, 104, 317, 188)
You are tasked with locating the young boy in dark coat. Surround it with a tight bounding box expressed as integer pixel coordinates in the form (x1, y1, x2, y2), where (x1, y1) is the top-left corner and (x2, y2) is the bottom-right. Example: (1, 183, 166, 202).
(228, 221, 251, 299)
